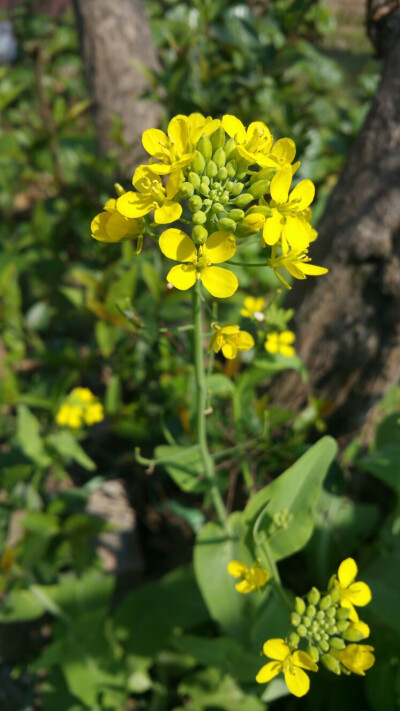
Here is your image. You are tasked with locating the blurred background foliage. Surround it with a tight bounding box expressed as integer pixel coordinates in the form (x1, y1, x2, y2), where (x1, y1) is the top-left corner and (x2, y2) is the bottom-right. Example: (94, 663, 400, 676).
(2, 1, 400, 710)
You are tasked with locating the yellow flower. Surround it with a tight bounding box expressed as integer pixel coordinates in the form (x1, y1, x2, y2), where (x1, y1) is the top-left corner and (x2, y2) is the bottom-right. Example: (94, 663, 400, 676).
(333, 644, 375, 676)
(265, 331, 296, 357)
(240, 296, 265, 320)
(227, 560, 269, 593)
(256, 639, 318, 697)
(334, 558, 372, 621)
(56, 388, 104, 429)
(222, 114, 273, 164)
(263, 166, 315, 251)
(159, 228, 238, 298)
(180, 112, 221, 144)
(117, 165, 182, 224)
(91, 197, 144, 244)
(268, 248, 328, 289)
(210, 323, 255, 359)
(142, 116, 196, 175)
(257, 137, 300, 175)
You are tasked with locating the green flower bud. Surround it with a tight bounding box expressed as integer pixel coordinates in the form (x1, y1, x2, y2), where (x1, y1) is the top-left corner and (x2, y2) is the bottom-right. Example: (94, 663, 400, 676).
(188, 195, 203, 212)
(217, 217, 236, 232)
(203, 198, 212, 207)
(206, 161, 218, 178)
(178, 181, 194, 199)
(209, 189, 218, 200)
(297, 624, 308, 638)
(225, 180, 234, 191)
(306, 605, 316, 619)
(326, 606, 336, 618)
(226, 161, 237, 178)
(337, 607, 351, 621)
(307, 588, 321, 606)
(314, 632, 321, 642)
(213, 147, 226, 168)
(290, 612, 301, 627)
(191, 151, 206, 174)
(224, 137, 237, 159)
(336, 620, 350, 633)
(199, 183, 210, 196)
(234, 193, 254, 208)
(114, 182, 125, 197)
(230, 181, 244, 197)
(211, 126, 226, 151)
(342, 627, 367, 642)
(193, 210, 207, 225)
(320, 640, 330, 653)
(311, 621, 319, 633)
(303, 616, 311, 628)
(212, 202, 224, 213)
(316, 610, 325, 621)
(329, 625, 338, 635)
(288, 632, 300, 648)
(188, 171, 201, 188)
(306, 646, 320, 663)
(229, 208, 245, 222)
(218, 167, 228, 180)
(202, 175, 210, 185)
(321, 654, 341, 675)
(192, 225, 208, 244)
(319, 595, 332, 610)
(248, 180, 270, 199)
(220, 192, 230, 204)
(330, 586, 340, 604)
(329, 637, 346, 650)
(237, 171, 247, 180)
(197, 135, 212, 160)
(295, 597, 306, 615)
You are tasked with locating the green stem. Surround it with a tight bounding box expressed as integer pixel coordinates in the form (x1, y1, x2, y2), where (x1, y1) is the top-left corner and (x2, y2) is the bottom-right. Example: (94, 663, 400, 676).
(260, 537, 293, 610)
(192, 283, 228, 528)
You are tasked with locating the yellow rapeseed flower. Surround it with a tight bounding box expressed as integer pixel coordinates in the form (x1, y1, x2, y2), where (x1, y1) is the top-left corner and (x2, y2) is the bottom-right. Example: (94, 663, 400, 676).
(222, 114, 273, 164)
(227, 560, 269, 593)
(333, 558, 372, 621)
(117, 165, 182, 224)
(56, 388, 104, 429)
(142, 115, 196, 175)
(256, 639, 318, 697)
(268, 248, 328, 289)
(263, 166, 315, 251)
(240, 296, 265, 320)
(265, 331, 296, 357)
(256, 136, 300, 175)
(210, 323, 254, 359)
(91, 197, 144, 246)
(333, 644, 375, 676)
(159, 228, 238, 298)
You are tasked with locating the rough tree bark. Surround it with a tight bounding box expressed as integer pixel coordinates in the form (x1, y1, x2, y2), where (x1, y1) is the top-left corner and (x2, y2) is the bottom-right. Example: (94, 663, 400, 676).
(274, 0, 400, 440)
(73, 0, 162, 170)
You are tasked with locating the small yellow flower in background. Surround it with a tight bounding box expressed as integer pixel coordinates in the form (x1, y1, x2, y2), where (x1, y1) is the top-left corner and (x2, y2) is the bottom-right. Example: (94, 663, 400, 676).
(256, 639, 318, 697)
(210, 324, 254, 359)
(332, 644, 375, 676)
(265, 330, 296, 357)
(91, 197, 144, 245)
(56, 388, 104, 429)
(159, 228, 238, 298)
(240, 296, 265, 321)
(117, 165, 182, 225)
(227, 560, 269, 593)
(333, 558, 372, 621)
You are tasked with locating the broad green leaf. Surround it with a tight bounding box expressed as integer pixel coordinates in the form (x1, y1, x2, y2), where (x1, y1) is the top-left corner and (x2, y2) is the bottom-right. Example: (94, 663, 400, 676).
(16, 405, 51, 466)
(47, 431, 96, 471)
(178, 667, 264, 711)
(206, 374, 234, 399)
(154, 444, 205, 492)
(21, 511, 59, 537)
(171, 634, 261, 682)
(363, 551, 400, 635)
(0, 589, 46, 622)
(114, 564, 209, 657)
(244, 436, 337, 561)
(253, 353, 307, 381)
(357, 444, 400, 494)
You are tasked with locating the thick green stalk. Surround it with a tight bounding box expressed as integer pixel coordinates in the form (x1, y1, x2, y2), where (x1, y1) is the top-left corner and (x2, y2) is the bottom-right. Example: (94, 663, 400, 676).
(192, 283, 228, 527)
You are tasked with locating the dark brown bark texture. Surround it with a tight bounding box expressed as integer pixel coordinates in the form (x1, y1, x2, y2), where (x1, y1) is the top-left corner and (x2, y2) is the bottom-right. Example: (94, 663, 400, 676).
(274, 1, 400, 440)
(73, 0, 161, 170)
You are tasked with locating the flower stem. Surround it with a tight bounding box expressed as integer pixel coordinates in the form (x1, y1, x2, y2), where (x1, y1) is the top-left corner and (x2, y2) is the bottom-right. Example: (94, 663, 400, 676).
(192, 283, 228, 528)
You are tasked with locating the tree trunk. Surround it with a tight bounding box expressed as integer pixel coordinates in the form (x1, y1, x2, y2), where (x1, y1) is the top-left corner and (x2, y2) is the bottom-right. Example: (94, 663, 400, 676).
(73, 0, 162, 170)
(274, 1, 400, 440)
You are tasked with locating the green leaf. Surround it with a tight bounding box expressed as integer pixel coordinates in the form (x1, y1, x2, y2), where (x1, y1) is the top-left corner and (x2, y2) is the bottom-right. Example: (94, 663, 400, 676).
(244, 436, 338, 561)
(171, 634, 261, 683)
(21, 511, 60, 537)
(47, 431, 96, 471)
(0, 589, 46, 622)
(16, 405, 51, 466)
(363, 551, 400, 635)
(206, 374, 234, 399)
(253, 353, 307, 381)
(178, 667, 264, 711)
(142, 261, 162, 302)
(154, 444, 205, 492)
(114, 564, 209, 657)
(357, 444, 400, 494)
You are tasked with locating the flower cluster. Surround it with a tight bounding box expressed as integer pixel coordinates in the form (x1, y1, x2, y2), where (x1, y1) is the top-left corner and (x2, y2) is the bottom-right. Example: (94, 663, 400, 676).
(56, 388, 104, 429)
(227, 560, 269, 593)
(91, 113, 327, 297)
(256, 558, 374, 697)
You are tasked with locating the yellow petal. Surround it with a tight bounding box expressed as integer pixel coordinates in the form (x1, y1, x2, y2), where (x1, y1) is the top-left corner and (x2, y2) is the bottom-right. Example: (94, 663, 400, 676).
(222, 341, 238, 359)
(263, 210, 283, 246)
(289, 179, 315, 210)
(166, 169, 184, 199)
(117, 192, 153, 218)
(202, 232, 236, 264)
(271, 137, 296, 164)
(284, 261, 306, 280)
(159, 229, 196, 262)
(284, 665, 310, 697)
(222, 114, 246, 142)
(265, 333, 279, 354)
(263, 639, 290, 662)
(256, 661, 282, 684)
(104, 212, 134, 242)
(133, 164, 162, 190)
(236, 331, 255, 351)
(280, 330, 295, 345)
(166, 264, 197, 291)
(280, 344, 296, 358)
(338, 558, 358, 588)
(154, 200, 182, 224)
(339, 644, 375, 676)
(345, 582, 372, 607)
(103, 198, 117, 212)
(91, 212, 109, 241)
(200, 266, 238, 298)
(340, 599, 359, 621)
(270, 165, 292, 204)
(291, 651, 318, 672)
(168, 116, 189, 154)
(227, 560, 248, 578)
(235, 579, 255, 593)
(283, 216, 310, 251)
(298, 262, 328, 276)
(351, 620, 370, 639)
(250, 567, 269, 586)
(220, 325, 240, 336)
(142, 128, 168, 158)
